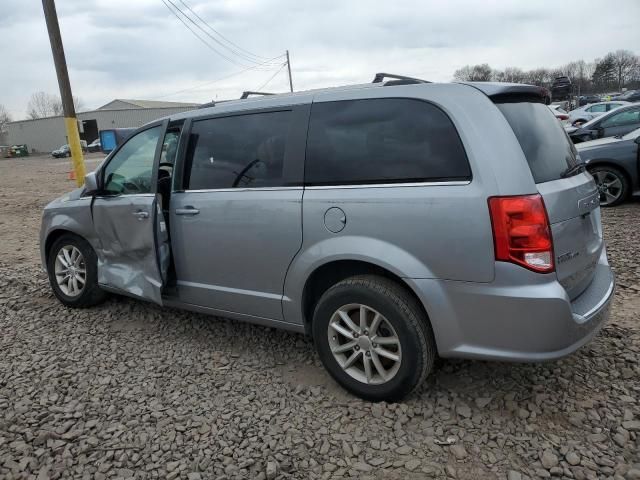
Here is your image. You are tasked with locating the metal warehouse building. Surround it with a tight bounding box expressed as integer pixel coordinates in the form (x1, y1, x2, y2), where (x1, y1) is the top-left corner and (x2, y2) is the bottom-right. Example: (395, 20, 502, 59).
(5, 99, 199, 153)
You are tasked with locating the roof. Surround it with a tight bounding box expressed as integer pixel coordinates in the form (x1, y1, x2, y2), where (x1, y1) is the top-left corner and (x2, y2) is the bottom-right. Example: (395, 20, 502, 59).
(98, 99, 201, 110)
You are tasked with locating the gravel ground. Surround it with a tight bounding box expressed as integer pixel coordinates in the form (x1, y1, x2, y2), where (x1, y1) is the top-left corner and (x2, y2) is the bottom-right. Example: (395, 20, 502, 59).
(0, 156, 639, 480)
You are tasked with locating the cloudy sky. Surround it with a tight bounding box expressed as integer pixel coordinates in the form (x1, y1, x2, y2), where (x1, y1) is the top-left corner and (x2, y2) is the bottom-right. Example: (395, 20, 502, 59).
(1, 0, 638, 119)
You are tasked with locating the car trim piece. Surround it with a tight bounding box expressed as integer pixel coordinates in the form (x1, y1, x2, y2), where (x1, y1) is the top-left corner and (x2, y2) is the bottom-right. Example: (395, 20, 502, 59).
(178, 186, 304, 193)
(305, 180, 471, 189)
(177, 280, 283, 301)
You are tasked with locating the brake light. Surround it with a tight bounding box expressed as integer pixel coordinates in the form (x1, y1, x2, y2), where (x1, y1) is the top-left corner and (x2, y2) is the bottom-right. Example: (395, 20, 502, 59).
(557, 114, 569, 121)
(488, 195, 554, 273)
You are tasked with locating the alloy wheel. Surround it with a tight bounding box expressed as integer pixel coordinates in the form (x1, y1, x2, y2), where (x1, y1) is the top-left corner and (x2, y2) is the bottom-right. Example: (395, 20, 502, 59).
(54, 245, 86, 297)
(327, 303, 402, 385)
(593, 170, 623, 206)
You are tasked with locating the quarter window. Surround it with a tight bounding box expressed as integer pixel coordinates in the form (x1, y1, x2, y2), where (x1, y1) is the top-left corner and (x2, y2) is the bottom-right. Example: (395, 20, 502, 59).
(185, 111, 292, 190)
(103, 126, 161, 195)
(304, 98, 470, 185)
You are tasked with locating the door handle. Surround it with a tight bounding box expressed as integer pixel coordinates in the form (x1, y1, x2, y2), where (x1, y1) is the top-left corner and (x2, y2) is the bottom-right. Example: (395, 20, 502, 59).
(132, 210, 149, 219)
(175, 207, 200, 216)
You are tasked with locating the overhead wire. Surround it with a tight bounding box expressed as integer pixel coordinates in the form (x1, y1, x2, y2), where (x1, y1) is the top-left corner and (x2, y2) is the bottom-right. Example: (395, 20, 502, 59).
(176, 0, 272, 63)
(163, 0, 281, 69)
(256, 62, 288, 91)
(155, 54, 287, 99)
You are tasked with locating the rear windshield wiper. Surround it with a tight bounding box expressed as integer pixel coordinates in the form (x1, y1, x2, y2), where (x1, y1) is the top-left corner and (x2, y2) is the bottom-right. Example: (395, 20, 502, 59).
(561, 163, 586, 178)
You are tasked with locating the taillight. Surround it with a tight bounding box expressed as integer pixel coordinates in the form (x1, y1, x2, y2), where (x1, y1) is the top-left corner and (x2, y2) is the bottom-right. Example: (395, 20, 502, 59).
(557, 114, 569, 121)
(488, 195, 554, 273)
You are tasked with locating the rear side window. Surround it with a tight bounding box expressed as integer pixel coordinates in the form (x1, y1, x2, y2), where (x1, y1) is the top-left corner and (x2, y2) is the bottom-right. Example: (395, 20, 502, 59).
(305, 98, 470, 185)
(497, 102, 578, 183)
(185, 111, 291, 190)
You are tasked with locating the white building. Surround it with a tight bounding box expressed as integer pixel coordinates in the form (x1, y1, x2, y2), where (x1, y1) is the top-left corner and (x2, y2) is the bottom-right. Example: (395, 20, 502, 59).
(5, 99, 199, 153)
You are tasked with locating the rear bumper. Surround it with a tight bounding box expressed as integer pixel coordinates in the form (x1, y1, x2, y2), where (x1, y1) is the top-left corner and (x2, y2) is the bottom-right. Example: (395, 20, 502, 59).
(409, 249, 614, 362)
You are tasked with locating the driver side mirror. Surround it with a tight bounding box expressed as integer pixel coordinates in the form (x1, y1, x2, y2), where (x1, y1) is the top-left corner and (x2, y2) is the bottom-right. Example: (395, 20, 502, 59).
(635, 136, 640, 145)
(84, 171, 101, 195)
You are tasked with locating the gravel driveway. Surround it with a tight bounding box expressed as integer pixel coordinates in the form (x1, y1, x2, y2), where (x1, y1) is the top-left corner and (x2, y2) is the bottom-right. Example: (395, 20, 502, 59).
(1, 156, 638, 480)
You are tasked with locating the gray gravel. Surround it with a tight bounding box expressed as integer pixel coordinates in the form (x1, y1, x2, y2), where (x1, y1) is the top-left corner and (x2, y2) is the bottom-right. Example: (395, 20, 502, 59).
(0, 157, 639, 479)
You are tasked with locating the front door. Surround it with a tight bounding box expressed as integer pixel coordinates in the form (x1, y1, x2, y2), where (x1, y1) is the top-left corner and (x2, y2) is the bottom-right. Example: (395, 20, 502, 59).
(170, 106, 308, 320)
(598, 106, 640, 138)
(91, 123, 169, 304)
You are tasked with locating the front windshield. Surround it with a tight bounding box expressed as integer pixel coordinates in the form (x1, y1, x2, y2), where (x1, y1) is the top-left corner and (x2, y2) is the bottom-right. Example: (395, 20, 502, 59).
(622, 127, 640, 141)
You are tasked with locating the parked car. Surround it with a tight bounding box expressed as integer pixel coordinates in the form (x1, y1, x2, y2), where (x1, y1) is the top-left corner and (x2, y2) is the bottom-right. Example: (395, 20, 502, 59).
(9, 144, 29, 157)
(578, 95, 602, 106)
(40, 77, 614, 401)
(52, 141, 89, 157)
(566, 103, 640, 143)
(551, 76, 572, 100)
(87, 138, 101, 152)
(568, 101, 630, 126)
(548, 104, 569, 125)
(612, 90, 640, 103)
(51, 144, 70, 158)
(577, 127, 640, 206)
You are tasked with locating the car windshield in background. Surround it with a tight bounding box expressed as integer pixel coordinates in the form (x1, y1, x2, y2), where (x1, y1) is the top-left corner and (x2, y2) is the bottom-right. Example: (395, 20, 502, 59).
(497, 102, 578, 183)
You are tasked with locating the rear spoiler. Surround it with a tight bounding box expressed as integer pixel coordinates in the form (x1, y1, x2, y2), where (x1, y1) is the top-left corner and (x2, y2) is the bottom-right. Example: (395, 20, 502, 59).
(457, 82, 550, 104)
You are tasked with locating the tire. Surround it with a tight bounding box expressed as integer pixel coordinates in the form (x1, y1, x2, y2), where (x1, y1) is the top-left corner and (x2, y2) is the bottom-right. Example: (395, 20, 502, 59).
(589, 166, 629, 207)
(312, 275, 436, 402)
(47, 233, 107, 307)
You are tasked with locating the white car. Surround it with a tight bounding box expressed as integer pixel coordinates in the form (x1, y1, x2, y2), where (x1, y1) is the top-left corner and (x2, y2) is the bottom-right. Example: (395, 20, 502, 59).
(548, 105, 569, 126)
(568, 101, 630, 126)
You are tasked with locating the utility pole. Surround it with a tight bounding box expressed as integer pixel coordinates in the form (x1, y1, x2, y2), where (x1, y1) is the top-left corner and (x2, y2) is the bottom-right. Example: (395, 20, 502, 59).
(286, 50, 294, 93)
(42, 0, 85, 186)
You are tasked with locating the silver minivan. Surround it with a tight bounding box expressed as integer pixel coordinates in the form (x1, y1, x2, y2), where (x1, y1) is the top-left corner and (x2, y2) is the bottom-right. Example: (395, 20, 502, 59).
(40, 75, 615, 401)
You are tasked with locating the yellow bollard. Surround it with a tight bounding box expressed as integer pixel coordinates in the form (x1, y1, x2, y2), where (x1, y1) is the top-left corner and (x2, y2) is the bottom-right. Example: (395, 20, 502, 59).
(64, 117, 86, 187)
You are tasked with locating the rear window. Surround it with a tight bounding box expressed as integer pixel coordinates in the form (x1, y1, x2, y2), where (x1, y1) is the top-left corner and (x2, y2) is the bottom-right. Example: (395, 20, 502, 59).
(497, 102, 578, 183)
(305, 98, 470, 185)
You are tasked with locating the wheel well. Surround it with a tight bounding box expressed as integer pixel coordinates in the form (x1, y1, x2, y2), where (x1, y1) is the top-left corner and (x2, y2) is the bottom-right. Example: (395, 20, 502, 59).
(301, 260, 428, 336)
(587, 162, 631, 184)
(45, 229, 78, 263)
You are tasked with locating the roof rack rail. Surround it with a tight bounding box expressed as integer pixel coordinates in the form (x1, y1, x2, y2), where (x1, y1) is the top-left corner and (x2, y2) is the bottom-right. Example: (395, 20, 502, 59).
(372, 73, 430, 85)
(240, 91, 276, 99)
(198, 101, 216, 109)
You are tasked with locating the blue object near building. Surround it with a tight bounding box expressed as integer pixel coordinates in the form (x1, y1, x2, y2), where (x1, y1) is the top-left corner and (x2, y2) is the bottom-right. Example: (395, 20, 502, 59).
(99, 128, 135, 153)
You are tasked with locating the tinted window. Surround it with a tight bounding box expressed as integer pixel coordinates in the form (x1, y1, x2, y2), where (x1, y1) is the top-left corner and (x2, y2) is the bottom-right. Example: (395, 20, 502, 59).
(186, 111, 291, 189)
(305, 98, 470, 185)
(497, 102, 578, 183)
(103, 126, 161, 195)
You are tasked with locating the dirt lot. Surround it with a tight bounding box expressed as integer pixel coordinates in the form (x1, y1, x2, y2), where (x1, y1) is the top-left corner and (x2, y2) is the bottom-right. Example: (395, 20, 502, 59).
(0, 154, 639, 480)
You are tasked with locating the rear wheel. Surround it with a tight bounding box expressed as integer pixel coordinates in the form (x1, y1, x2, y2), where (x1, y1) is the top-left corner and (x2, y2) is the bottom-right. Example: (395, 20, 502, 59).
(312, 275, 436, 401)
(590, 166, 629, 207)
(47, 234, 107, 307)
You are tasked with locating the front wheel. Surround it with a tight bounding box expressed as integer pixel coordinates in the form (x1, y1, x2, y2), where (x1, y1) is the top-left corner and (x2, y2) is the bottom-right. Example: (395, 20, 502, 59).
(590, 166, 629, 207)
(47, 234, 107, 307)
(312, 275, 436, 402)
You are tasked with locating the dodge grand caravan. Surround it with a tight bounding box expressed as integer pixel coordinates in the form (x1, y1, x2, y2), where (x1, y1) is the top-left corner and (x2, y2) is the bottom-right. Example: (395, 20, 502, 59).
(40, 74, 615, 401)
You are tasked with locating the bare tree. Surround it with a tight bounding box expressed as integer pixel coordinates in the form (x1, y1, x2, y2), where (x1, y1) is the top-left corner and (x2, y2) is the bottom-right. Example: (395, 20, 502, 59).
(27, 91, 84, 119)
(27, 92, 59, 119)
(611, 49, 640, 91)
(0, 104, 11, 133)
(453, 64, 493, 81)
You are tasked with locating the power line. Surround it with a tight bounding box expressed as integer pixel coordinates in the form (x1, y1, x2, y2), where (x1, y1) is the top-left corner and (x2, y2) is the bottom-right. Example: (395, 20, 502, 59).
(256, 62, 288, 91)
(163, 0, 280, 69)
(155, 54, 287, 99)
(161, 0, 277, 69)
(176, 0, 272, 63)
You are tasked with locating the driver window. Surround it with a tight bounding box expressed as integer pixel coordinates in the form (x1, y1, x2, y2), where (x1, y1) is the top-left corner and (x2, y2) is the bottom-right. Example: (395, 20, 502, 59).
(601, 109, 640, 128)
(103, 126, 161, 195)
